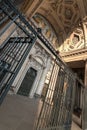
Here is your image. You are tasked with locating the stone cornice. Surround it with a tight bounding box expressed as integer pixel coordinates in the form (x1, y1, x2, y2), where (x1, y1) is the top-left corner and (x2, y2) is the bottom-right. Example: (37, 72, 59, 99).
(60, 48, 87, 62)
(60, 48, 87, 57)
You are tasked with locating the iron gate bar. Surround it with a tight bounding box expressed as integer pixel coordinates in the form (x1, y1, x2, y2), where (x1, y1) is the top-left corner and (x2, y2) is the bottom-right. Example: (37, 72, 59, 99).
(0, 7, 19, 36)
(9, 37, 32, 43)
(3, 0, 74, 75)
(0, 65, 14, 74)
(43, 63, 59, 128)
(35, 62, 56, 130)
(35, 66, 76, 130)
(2, 0, 85, 88)
(0, 0, 85, 130)
(0, 6, 32, 38)
(0, 4, 36, 102)
(50, 68, 66, 127)
(0, 37, 35, 79)
(0, 10, 14, 25)
(0, 36, 19, 59)
(0, 27, 18, 49)
(0, 1, 36, 39)
(1, 38, 22, 62)
(0, 16, 19, 36)
(0, 37, 36, 104)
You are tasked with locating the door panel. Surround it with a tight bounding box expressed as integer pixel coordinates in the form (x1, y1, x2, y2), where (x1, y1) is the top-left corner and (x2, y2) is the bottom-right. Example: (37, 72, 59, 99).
(17, 67, 37, 96)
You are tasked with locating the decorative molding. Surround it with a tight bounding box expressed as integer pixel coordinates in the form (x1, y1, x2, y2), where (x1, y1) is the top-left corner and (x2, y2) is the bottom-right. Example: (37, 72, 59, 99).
(27, 0, 44, 18)
(60, 47, 87, 62)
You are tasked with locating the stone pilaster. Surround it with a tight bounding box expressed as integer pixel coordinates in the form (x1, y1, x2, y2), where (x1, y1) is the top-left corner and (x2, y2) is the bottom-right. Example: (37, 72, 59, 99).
(35, 57, 51, 96)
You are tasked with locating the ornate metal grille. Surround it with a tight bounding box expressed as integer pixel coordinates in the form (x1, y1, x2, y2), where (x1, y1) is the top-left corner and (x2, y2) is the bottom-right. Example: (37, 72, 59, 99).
(0, 1, 85, 130)
(0, 0, 36, 103)
(34, 62, 76, 130)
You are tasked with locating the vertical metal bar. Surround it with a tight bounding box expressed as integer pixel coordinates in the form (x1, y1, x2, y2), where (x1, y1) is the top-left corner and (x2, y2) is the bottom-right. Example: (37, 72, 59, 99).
(35, 62, 56, 130)
(0, 1, 85, 130)
(0, 36, 37, 104)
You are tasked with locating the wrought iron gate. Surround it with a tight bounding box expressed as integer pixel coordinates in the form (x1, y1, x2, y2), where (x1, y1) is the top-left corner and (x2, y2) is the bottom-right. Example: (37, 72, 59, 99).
(0, 0, 85, 130)
(34, 61, 76, 130)
(0, 0, 36, 103)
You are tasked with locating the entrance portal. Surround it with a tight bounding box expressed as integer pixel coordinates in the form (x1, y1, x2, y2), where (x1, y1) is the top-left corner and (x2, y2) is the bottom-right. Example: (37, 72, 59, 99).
(17, 67, 37, 96)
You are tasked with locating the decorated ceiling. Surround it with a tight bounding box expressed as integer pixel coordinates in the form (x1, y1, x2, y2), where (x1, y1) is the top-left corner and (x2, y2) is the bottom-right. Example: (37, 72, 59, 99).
(43, 0, 80, 33)
(20, 0, 87, 52)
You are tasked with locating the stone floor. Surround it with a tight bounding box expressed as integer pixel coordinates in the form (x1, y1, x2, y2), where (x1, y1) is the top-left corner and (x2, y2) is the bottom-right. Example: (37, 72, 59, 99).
(0, 95, 39, 130)
(0, 95, 82, 130)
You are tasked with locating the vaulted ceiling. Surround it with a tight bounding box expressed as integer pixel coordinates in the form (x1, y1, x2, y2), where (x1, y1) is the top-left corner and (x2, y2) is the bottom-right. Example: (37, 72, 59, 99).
(18, 0, 87, 52)
(21, 0, 82, 33)
(37, 0, 81, 34)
